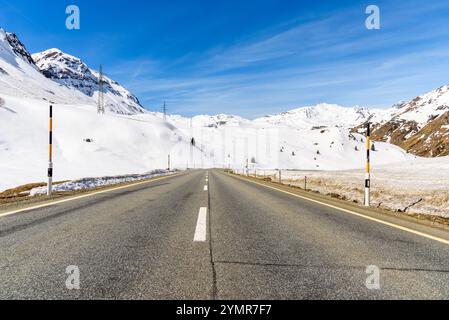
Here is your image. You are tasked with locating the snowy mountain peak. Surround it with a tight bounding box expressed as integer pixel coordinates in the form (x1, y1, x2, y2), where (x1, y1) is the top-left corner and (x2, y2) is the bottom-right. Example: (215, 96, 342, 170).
(32, 48, 146, 115)
(253, 103, 381, 129)
(33, 48, 92, 83)
(4, 31, 36, 66)
(194, 114, 248, 127)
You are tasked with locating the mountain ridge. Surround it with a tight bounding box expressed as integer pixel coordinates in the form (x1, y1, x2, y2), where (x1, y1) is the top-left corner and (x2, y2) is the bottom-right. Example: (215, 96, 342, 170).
(32, 48, 146, 115)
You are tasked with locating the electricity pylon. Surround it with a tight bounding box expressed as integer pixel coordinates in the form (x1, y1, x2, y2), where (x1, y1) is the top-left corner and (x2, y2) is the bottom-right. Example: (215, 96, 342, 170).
(98, 65, 105, 114)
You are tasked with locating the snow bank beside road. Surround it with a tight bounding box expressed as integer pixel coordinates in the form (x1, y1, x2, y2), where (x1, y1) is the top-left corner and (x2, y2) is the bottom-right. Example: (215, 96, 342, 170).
(30, 170, 177, 196)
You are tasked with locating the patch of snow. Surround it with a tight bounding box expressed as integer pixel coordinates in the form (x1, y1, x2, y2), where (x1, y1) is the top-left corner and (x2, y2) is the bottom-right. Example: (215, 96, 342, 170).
(29, 169, 175, 196)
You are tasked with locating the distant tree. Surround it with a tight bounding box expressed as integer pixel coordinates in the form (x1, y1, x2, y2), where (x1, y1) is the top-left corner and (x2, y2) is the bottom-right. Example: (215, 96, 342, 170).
(371, 143, 376, 151)
(251, 157, 256, 164)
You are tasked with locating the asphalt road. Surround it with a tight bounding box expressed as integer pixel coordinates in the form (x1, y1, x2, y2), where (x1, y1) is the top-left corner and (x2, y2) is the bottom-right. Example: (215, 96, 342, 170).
(0, 169, 449, 300)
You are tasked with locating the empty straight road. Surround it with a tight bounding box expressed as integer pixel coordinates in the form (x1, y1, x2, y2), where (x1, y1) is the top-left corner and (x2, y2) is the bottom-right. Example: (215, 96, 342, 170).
(1, 169, 449, 299)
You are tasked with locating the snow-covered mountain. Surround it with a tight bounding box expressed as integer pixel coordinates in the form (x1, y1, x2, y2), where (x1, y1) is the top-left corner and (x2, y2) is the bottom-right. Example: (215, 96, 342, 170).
(0, 28, 195, 191)
(33, 49, 145, 115)
(162, 113, 249, 128)
(0, 28, 93, 105)
(4, 32, 36, 66)
(164, 104, 394, 131)
(253, 103, 392, 129)
(162, 106, 413, 172)
(356, 85, 449, 157)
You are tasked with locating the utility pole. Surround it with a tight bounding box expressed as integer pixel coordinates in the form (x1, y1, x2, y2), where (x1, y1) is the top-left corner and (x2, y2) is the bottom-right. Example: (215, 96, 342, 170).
(168, 154, 171, 171)
(190, 118, 194, 169)
(232, 138, 236, 169)
(244, 137, 249, 176)
(365, 123, 371, 207)
(97, 65, 105, 114)
(201, 144, 204, 168)
(47, 105, 53, 196)
(163, 101, 167, 121)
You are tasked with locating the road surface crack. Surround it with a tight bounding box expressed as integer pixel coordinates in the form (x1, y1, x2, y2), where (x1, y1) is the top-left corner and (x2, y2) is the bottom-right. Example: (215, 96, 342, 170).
(213, 260, 449, 273)
(207, 173, 218, 300)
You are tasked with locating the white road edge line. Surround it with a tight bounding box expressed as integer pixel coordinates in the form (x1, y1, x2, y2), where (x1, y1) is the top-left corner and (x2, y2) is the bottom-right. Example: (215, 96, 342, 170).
(194, 207, 208, 242)
(0, 173, 182, 219)
(231, 174, 449, 246)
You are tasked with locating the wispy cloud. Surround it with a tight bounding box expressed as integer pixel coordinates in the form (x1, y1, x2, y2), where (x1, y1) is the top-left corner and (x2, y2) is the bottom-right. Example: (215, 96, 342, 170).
(111, 0, 449, 118)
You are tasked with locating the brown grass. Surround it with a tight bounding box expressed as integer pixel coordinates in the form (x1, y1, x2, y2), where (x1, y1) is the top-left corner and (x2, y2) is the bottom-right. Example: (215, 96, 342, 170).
(0, 183, 46, 199)
(0, 181, 70, 203)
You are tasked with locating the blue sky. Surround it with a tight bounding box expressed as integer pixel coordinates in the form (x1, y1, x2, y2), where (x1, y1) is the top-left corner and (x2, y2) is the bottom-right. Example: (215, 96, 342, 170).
(1, 0, 449, 118)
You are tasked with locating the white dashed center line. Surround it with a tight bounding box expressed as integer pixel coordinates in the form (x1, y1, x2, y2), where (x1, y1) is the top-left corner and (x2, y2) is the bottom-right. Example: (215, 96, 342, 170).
(194, 207, 208, 242)
(204, 185, 208, 191)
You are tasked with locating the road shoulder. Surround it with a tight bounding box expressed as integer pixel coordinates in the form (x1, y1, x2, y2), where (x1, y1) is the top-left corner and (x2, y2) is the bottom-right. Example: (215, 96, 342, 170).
(223, 170, 449, 246)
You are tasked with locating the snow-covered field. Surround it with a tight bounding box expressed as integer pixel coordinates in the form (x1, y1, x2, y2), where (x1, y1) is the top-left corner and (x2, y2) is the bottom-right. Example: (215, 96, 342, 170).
(0, 94, 209, 192)
(0, 29, 216, 192)
(256, 157, 449, 218)
(165, 113, 415, 171)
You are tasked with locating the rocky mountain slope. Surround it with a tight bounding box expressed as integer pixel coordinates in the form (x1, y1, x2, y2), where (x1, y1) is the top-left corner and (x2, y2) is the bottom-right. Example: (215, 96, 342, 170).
(33, 49, 145, 115)
(355, 85, 449, 157)
(5, 32, 36, 66)
(0, 28, 93, 105)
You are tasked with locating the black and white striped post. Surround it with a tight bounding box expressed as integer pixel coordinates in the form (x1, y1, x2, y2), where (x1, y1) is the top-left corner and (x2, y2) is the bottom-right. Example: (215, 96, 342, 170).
(364, 123, 371, 207)
(47, 105, 53, 196)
